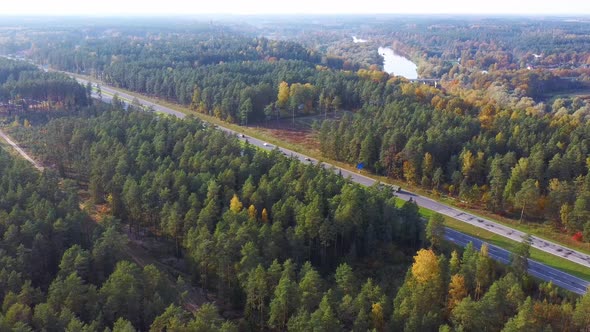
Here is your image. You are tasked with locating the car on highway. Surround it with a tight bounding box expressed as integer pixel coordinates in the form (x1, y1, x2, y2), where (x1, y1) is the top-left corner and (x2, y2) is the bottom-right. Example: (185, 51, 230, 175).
(304, 157, 311, 161)
(263, 142, 270, 146)
(378, 183, 402, 194)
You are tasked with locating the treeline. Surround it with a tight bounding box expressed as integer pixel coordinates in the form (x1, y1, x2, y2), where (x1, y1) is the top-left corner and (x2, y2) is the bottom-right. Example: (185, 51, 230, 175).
(108, 59, 329, 123)
(32, 33, 319, 74)
(102, 59, 405, 125)
(450, 68, 579, 100)
(19, 29, 386, 123)
(99, 57, 371, 123)
(0, 58, 90, 110)
(369, 17, 590, 74)
(0, 145, 238, 331)
(8, 106, 590, 331)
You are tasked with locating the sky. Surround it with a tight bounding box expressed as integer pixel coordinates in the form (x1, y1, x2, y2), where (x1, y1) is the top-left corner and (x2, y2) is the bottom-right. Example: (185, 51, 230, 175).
(2, 0, 590, 16)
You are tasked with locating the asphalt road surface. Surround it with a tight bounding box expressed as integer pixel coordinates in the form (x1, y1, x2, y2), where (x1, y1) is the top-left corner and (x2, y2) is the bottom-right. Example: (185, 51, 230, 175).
(77, 77, 589, 294)
(445, 228, 589, 294)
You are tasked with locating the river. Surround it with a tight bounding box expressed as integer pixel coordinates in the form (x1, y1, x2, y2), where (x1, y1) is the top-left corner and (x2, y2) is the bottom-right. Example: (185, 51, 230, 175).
(378, 47, 418, 79)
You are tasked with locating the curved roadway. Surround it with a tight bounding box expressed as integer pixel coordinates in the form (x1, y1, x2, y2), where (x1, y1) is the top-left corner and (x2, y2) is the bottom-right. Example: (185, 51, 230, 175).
(79, 78, 589, 294)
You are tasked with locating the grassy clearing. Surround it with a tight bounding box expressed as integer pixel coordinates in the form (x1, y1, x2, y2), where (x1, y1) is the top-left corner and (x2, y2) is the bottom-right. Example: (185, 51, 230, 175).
(0, 128, 29, 161)
(74, 74, 590, 280)
(0, 133, 19, 157)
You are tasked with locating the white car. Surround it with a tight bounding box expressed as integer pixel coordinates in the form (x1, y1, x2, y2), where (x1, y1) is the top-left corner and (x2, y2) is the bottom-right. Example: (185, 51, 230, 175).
(263, 143, 270, 146)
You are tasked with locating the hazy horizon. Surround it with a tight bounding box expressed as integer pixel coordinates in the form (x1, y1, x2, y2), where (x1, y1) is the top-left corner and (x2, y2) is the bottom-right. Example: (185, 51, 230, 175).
(2, 0, 590, 16)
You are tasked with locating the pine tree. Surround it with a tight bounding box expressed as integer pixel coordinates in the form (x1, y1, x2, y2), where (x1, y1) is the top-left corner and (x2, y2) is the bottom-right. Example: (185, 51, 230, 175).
(229, 194, 243, 213)
(511, 235, 532, 280)
(310, 294, 341, 331)
(268, 275, 299, 330)
(261, 208, 269, 223)
(299, 265, 323, 309)
(501, 297, 539, 332)
(573, 288, 590, 330)
(245, 265, 268, 328)
(447, 274, 468, 312)
(475, 244, 493, 299)
(426, 213, 445, 251)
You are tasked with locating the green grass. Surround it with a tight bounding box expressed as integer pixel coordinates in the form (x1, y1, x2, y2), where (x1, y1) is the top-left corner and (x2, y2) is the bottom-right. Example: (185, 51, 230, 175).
(0, 128, 23, 159)
(445, 199, 590, 256)
(445, 217, 590, 280)
(76, 73, 590, 282)
(388, 177, 590, 256)
(404, 198, 590, 282)
(0, 135, 15, 154)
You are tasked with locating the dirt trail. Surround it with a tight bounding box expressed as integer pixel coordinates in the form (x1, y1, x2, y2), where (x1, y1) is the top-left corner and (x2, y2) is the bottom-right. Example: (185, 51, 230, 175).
(0, 128, 44, 171)
(1, 130, 210, 313)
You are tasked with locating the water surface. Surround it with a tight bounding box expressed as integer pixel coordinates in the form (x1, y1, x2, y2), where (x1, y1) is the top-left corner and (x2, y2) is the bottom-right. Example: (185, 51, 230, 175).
(378, 47, 418, 79)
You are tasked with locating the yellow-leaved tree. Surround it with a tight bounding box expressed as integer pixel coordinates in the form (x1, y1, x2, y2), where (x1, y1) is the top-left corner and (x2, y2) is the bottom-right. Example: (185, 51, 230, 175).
(447, 274, 468, 311)
(230, 194, 243, 213)
(371, 303, 385, 332)
(411, 249, 440, 283)
(277, 81, 290, 109)
(248, 204, 257, 220)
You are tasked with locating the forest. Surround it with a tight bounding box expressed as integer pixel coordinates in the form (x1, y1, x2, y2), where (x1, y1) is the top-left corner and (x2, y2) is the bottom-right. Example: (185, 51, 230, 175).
(0, 58, 90, 113)
(0, 143, 238, 331)
(318, 81, 590, 238)
(1, 18, 590, 330)
(6, 22, 589, 242)
(0, 60, 237, 331)
(4, 100, 590, 331)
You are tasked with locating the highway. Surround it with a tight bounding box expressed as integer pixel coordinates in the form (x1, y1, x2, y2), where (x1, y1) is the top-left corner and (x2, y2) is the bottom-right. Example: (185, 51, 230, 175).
(445, 228, 589, 294)
(76, 77, 590, 294)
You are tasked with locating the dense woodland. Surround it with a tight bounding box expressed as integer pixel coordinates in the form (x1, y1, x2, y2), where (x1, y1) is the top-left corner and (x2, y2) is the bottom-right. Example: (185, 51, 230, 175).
(1, 18, 590, 330)
(25, 30, 360, 124)
(0, 60, 238, 331)
(0, 144, 237, 331)
(0, 58, 89, 112)
(318, 81, 590, 239)
(5, 102, 590, 331)
(8, 23, 590, 240)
